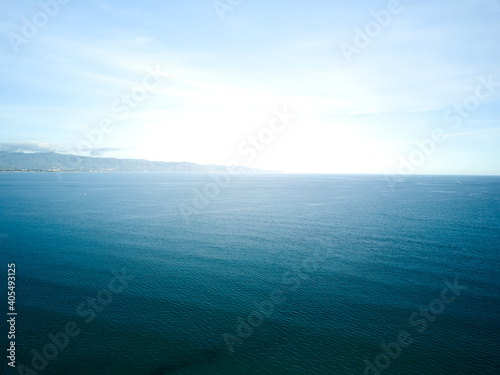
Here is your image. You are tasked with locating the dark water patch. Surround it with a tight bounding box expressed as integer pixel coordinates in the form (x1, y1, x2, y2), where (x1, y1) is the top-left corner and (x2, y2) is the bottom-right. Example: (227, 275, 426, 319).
(149, 347, 222, 374)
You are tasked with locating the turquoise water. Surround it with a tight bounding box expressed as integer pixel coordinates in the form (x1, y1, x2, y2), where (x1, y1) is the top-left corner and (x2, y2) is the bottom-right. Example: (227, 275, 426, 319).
(1, 173, 499, 374)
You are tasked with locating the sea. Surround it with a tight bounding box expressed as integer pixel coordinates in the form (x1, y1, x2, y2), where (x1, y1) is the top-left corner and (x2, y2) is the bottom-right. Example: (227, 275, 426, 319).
(0, 172, 499, 375)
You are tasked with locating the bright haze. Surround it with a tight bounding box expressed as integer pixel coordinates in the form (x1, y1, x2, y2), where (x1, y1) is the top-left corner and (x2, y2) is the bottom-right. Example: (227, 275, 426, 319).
(1, 0, 499, 174)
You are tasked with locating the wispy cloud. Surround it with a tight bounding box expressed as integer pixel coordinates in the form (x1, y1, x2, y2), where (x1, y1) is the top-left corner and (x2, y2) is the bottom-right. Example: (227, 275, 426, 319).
(0, 142, 57, 153)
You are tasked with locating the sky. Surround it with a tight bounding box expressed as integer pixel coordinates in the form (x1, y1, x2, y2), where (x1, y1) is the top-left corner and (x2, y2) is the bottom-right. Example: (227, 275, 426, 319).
(1, 0, 499, 174)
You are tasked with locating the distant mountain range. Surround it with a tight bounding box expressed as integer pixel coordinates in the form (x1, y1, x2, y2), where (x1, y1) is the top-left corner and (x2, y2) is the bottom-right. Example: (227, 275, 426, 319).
(0, 152, 262, 173)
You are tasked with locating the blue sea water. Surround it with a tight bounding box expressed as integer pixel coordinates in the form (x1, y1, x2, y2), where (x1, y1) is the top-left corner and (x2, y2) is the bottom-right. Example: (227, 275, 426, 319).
(0, 173, 499, 375)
